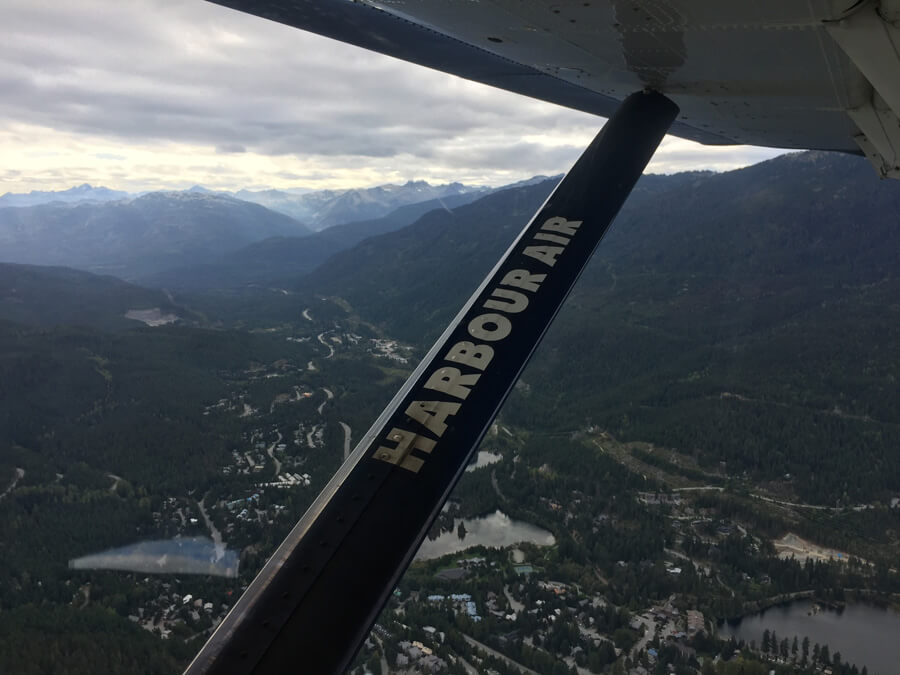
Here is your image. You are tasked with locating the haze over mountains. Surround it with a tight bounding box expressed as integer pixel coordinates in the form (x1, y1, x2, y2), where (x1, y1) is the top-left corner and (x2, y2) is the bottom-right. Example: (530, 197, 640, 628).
(0, 192, 310, 280)
(0, 184, 131, 208)
(0, 178, 489, 229)
(0, 178, 526, 285)
(232, 180, 488, 229)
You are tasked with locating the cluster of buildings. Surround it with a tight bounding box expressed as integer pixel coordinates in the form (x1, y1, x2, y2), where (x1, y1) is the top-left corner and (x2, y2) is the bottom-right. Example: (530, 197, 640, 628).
(123, 582, 233, 642)
(369, 338, 411, 364)
(395, 638, 447, 673)
(258, 471, 312, 488)
(426, 593, 482, 622)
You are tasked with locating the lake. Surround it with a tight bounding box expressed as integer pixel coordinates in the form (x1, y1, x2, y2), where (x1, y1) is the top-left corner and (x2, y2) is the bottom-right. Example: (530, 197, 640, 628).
(69, 537, 239, 577)
(465, 450, 502, 471)
(415, 510, 556, 560)
(718, 599, 900, 674)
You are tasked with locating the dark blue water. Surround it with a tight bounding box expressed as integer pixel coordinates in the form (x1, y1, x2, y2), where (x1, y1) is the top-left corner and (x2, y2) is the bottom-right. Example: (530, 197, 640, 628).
(719, 599, 900, 674)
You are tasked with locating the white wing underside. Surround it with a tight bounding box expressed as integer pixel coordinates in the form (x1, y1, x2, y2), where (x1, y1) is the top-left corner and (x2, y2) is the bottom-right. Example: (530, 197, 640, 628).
(211, 0, 900, 178)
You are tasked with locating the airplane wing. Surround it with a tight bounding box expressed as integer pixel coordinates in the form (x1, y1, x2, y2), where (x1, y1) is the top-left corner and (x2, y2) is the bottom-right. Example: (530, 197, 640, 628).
(187, 3, 900, 673)
(207, 0, 900, 178)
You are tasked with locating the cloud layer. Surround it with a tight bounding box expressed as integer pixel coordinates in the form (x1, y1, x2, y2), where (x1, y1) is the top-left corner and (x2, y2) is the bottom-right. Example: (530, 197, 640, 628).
(2, 0, 786, 192)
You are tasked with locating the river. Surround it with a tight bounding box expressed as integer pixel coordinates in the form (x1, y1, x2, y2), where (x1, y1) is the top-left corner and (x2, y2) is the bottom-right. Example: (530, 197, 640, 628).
(718, 599, 900, 674)
(415, 510, 555, 560)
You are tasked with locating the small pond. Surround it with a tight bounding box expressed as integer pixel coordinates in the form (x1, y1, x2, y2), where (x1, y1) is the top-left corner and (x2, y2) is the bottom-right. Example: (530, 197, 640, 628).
(416, 510, 555, 560)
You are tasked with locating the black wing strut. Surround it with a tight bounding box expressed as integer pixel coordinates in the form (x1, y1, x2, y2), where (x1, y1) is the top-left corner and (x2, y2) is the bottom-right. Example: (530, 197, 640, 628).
(185, 90, 678, 675)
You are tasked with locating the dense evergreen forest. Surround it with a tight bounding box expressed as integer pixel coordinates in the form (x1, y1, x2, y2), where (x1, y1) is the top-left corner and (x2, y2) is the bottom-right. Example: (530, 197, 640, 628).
(299, 151, 900, 504)
(1, 151, 899, 673)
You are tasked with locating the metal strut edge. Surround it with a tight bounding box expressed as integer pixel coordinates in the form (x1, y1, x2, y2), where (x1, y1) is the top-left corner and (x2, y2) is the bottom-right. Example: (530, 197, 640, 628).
(185, 89, 679, 675)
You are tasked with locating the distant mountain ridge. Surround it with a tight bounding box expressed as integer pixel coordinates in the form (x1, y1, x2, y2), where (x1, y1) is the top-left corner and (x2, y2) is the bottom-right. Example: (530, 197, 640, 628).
(143, 189, 493, 289)
(0, 183, 130, 208)
(1, 179, 491, 232)
(0, 192, 311, 280)
(233, 179, 488, 230)
(0, 176, 543, 290)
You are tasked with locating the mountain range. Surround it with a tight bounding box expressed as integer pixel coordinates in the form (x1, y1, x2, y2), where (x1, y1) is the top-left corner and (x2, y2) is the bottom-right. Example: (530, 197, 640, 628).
(290, 150, 900, 504)
(233, 180, 488, 229)
(0, 192, 310, 280)
(3, 151, 898, 503)
(2, 150, 898, 675)
(142, 188, 503, 289)
(0, 179, 489, 232)
(0, 178, 533, 287)
(0, 184, 130, 208)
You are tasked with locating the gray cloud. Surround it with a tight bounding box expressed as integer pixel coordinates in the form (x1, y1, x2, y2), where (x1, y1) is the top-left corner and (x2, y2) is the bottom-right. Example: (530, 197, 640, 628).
(215, 143, 247, 154)
(2, 0, 784, 190)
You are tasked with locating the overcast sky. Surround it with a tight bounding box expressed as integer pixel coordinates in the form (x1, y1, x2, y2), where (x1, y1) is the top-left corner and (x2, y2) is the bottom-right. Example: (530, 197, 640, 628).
(2, 0, 787, 194)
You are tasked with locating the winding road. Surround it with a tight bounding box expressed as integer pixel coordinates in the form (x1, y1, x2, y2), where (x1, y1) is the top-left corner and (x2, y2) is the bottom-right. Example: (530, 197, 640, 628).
(198, 495, 225, 562)
(504, 584, 524, 613)
(0, 468, 24, 501)
(317, 332, 334, 359)
(339, 422, 352, 460)
(317, 388, 334, 415)
(462, 634, 537, 675)
(302, 308, 313, 322)
(371, 635, 390, 675)
(266, 432, 283, 476)
(306, 424, 321, 449)
(491, 469, 507, 501)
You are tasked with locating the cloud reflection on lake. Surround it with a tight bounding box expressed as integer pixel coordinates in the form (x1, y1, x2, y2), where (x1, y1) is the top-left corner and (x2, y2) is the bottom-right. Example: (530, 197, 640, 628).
(69, 537, 238, 578)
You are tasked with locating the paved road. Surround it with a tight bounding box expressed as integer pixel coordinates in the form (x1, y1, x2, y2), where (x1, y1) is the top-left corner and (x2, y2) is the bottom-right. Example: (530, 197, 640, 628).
(491, 469, 507, 501)
(459, 656, 479, 675)
(317, 332, 334, 359)
(672, 486, 724, 492)
(306, 424, 317, 449)
(266, 431, 283, 476)
(752, 493, 831, 510)
(107, 473, 122, 493)
(317, 387, 334, 415)
(339, 422, 352, 460)
(302, 308, 313, 321)
(630, 613, 656, 658)
(0, 468, 24, 501)
(462, 634, 537, 675)
(372, 635, 390, 675)
(198, 495, 226, 562)
(504, 584, 524, 613)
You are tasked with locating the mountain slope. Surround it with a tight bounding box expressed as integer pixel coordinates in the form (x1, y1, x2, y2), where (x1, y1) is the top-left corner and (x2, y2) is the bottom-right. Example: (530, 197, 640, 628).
(296, 151, 900, 503)
(235, 180, 487, 230)
(0, 192, 311, 280)
(144, 189, 492, 290)
(0, 263, 189, 330)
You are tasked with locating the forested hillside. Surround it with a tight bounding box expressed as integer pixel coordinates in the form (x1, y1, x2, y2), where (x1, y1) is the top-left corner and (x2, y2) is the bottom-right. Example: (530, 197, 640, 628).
(2, 152, 899, 674)
(298, 151, 900, 504)
(0, 192, 310, 280)
(0, 263, 187, 330)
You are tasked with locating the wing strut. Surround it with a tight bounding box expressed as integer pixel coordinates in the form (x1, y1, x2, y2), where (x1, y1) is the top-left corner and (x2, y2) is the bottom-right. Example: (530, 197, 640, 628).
(186, 89, 678, 675)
